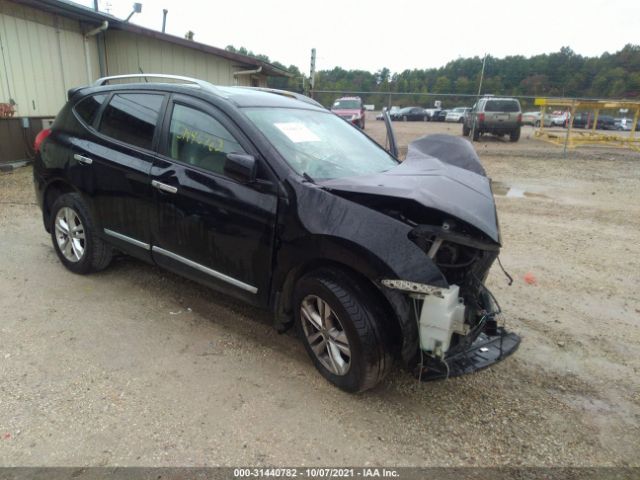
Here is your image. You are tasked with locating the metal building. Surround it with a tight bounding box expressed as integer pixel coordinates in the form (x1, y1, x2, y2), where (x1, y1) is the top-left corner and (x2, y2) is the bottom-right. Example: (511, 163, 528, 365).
(0, 0, 289, 164)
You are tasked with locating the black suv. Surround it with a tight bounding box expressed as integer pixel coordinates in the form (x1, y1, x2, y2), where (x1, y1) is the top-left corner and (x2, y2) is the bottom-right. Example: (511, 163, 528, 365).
(33, 74, 518, 392)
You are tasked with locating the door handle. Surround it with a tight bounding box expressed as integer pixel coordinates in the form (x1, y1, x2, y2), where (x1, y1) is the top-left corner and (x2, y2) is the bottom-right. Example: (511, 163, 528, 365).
(151, 180, 178, 194)
(73, 153, 93, 165)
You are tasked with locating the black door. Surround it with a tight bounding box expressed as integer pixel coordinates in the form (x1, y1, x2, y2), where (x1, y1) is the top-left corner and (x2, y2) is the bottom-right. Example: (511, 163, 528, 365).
(77, 92, 166, 260)
(150, 96, 278, 305)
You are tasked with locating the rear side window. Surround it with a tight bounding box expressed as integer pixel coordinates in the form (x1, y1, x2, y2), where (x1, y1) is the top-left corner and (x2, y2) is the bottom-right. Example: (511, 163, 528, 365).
(484, 100, 520, 112)
(98, 93, 164, 150)
(74, 94, 106, 126)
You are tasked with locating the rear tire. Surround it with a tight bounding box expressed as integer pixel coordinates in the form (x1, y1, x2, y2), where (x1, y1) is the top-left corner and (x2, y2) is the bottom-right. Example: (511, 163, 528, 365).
(472, 128, 480, 141)
(510, 127, 521, 142)
(294, 269, 392, 393)
(50, 193, 113, 274)
(402, 115, 408, 122)
(462, 124, 470, 136)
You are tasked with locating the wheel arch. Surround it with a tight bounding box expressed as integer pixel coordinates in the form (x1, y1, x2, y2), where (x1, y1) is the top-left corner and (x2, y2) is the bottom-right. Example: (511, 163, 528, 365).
(279, 258, 406, 355)
(272, 242, 418, 366)
(42, 178, 79, 232)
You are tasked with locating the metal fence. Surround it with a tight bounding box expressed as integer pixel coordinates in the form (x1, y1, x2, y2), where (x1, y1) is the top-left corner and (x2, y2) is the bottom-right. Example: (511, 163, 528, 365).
(310, 89, 635, 112)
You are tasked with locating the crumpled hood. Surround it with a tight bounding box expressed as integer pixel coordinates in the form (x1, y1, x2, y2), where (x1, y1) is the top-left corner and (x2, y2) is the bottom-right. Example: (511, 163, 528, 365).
(319, 141, 500, 243)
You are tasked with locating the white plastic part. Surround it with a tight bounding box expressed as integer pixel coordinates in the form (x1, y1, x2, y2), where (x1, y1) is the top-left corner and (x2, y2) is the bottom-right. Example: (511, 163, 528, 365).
(419, 284, 466, 355)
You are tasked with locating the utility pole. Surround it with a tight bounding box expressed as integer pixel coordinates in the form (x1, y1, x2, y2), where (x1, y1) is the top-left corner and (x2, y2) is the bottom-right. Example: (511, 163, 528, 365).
(477, 54, 487, 97)
(309, 48, 316, 98)
(471, 53, 487, 141)
(162, 9, 168, 33)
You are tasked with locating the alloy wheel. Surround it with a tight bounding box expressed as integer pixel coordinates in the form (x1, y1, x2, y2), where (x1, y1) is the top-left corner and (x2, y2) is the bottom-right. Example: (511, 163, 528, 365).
(300, 295, 351, 376)
(54, 207, 85, 262)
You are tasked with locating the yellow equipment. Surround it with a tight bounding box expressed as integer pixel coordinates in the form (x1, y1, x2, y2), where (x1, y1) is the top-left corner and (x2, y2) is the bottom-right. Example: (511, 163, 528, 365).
(533, 98, 640, 153)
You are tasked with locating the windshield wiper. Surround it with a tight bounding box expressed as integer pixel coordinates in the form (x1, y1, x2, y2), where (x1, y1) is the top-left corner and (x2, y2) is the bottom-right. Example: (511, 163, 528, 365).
(302, 172, 315, 183)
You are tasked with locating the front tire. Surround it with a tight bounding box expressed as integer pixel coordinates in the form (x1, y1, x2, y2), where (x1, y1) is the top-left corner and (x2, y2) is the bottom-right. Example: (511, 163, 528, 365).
(50, 193, 113, 274)
(294, 270, 392, 393)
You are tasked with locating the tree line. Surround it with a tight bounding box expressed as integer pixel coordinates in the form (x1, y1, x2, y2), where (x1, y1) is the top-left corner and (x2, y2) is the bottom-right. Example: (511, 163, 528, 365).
(225, 44, 640, 109)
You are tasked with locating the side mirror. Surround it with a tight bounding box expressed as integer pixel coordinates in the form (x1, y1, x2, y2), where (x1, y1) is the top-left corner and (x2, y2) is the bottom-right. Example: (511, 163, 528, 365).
(224, 153, 257, 184)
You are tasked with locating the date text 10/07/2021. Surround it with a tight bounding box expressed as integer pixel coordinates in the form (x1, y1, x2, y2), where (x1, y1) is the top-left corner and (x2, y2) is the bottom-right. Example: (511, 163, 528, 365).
(233, 468, 400, 478)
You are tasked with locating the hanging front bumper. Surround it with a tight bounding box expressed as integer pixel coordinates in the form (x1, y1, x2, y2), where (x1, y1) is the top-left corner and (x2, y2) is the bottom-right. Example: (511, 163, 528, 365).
(417, 327, 521, 381)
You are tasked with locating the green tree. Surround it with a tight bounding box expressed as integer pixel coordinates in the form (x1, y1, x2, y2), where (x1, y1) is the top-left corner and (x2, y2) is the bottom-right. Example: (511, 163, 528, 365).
(223, 45, 640, 103)
(433, 76, 451, 93)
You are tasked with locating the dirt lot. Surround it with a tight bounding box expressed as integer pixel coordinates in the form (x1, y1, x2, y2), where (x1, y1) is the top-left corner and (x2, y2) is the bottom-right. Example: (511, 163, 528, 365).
(1, 115, 639, 467)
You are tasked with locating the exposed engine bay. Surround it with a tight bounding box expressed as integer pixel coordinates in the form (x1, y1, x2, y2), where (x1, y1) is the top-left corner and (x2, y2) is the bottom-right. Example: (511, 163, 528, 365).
(382, 217, 520, 380)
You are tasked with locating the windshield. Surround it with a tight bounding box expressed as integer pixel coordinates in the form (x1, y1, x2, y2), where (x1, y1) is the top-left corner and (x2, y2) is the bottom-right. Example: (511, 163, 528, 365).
(244, 108, 398, 180)
(332, 99, 361, 110)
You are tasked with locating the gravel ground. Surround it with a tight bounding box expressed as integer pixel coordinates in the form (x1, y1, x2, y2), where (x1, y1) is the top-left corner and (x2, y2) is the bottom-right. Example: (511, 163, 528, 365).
(0, 117, 639, 467)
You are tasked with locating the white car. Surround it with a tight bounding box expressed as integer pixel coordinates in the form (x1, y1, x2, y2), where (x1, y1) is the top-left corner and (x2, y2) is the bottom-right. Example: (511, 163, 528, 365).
(376, 106, 401, 121)
(550, 112, 569, 127)
(615, 118, 632, 131)
(445, 107, 470, 123)
(522, 111, 556, 127)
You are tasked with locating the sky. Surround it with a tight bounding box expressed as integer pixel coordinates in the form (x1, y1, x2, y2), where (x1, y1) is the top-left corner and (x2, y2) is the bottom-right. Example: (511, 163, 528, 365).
(76, 0, 638, 74)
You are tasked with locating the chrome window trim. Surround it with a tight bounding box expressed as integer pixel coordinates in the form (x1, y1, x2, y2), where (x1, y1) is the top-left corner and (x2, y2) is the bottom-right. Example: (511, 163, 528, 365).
(152, 246, 258, 294)
(104, 229, 150, 250)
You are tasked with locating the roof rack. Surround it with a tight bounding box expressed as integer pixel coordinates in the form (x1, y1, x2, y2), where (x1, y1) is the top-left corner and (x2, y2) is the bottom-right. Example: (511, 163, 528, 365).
(93, 74, 220, 93)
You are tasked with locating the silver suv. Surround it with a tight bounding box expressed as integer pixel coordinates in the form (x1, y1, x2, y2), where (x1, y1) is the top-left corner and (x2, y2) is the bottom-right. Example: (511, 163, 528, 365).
(463, 96, 522, 142)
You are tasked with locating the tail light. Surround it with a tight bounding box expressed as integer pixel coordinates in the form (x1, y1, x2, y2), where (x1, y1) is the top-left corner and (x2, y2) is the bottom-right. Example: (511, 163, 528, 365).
(34, 128, 51, 153)
(478, 113, 485, 123)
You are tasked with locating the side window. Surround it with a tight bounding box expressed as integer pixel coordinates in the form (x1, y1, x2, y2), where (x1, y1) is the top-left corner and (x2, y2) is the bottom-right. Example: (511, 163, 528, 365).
(98, 93, 164, 150)
(168, 104, 245, 176)
(74, 94, 107, 126)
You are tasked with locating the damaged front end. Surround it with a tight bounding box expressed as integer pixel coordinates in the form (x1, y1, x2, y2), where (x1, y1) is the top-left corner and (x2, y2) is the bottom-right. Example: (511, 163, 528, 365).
(321, 128, 520, 380)
(383, 219, 520, 380)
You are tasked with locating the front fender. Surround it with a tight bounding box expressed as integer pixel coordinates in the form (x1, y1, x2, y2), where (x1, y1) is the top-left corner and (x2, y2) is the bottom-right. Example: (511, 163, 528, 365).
(272, 181, 445, 367)
(278, 181, 446, 288)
